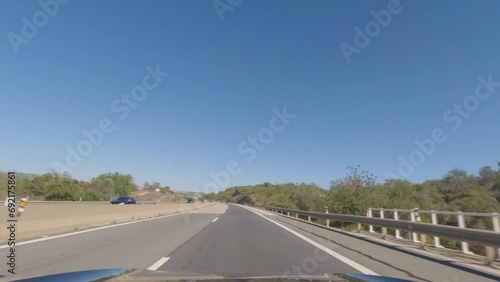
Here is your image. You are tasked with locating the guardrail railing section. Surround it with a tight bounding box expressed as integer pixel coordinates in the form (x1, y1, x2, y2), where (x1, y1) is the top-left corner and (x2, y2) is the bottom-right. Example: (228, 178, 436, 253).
(257, 205, 500, 264)
(367, 208, 500, 259)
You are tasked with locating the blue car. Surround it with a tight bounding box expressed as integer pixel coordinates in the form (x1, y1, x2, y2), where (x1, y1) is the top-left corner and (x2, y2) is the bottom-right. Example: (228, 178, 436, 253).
(110, 196, 136, 205)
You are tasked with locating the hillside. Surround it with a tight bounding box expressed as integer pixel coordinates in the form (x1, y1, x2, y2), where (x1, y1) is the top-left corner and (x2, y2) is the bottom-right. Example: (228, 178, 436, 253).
(131, 190, 186, 204)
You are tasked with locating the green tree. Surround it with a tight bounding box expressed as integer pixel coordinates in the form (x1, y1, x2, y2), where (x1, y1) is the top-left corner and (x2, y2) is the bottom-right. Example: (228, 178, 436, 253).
(95, 173, 136, 196)
(45, 178, 81, 201)
(328, 166, 380, 215)
(87, 178, 114, 200)
(478, 166, 496, 185)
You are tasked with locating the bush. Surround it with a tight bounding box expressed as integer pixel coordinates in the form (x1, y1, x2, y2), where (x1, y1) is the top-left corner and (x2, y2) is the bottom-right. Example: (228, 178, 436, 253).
(81, 190, 104, 201)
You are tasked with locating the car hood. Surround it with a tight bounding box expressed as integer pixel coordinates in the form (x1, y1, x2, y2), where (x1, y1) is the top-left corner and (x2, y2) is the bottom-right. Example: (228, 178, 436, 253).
(12, 268, 131, 282)
(11, 269, 416, 282)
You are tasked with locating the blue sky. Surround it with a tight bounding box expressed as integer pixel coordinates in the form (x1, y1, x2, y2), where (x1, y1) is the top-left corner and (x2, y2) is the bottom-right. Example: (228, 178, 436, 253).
(1, 0, 499, 191)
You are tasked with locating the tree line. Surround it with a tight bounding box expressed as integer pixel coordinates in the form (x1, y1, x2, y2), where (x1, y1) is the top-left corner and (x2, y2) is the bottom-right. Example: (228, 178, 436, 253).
(206, 164, 500, 214)
(0, 171, 172, 201)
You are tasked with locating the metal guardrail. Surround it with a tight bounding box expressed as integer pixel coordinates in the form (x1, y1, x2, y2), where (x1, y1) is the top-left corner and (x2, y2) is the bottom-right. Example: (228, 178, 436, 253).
(367, 208, 500, 258)
(258, 205, 500, 262)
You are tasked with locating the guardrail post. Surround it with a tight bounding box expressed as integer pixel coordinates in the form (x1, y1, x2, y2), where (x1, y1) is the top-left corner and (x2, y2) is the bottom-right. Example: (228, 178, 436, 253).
(380, 209, 387, 239)
(286, 211, 289, 217)
(325, 207, 330, 227)
(295, 213, 299, 219)
(431, 210, 443, 248)
(491, 213, 500, 259)
(367, 208, 374, 233)
(308, 216, 311, 222)
(414, 209, 426, 248)
(411, 208, 419, 243)
(485, 246, 496, 265)
(393, 209, 401, 239)
(457, 212, 473, 254)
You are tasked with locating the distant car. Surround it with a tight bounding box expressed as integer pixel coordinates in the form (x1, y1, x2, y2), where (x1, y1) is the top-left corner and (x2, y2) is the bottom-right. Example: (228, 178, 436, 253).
(187, 199, 194, 204)
(110, 196, 136, 205)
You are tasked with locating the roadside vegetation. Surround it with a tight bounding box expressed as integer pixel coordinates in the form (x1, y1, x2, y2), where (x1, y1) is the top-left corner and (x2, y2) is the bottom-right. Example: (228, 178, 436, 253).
(1, 163, 498, 213)
(0, 171, 172, 201)
(206, 164, 500, 214)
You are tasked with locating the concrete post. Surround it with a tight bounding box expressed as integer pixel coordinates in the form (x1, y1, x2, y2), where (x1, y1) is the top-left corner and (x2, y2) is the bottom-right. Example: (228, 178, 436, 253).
(457, 212, 472, 254)
(431, 210, 442, 248)
(491, 213, 500, 259)
(380, 209, 387, 239)
(394, 209, 401, 239)
(411, 208, 419, 243)
(415, 210, 426, 249)
(367, 208, 374, 233)
(325, 207, 329, 227)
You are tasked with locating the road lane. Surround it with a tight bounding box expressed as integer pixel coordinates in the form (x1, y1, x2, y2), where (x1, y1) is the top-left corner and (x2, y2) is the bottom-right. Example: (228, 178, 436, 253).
(0, 204, 227, 281)
(158, 204, 361, 277)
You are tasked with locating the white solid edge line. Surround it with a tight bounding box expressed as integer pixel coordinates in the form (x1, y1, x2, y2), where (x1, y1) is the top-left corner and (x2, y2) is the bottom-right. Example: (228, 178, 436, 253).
(0, 211, 187, 249)
(147, 257, 170, 271)
(244, 206, 379, 276)
(212, 217, 218, 222)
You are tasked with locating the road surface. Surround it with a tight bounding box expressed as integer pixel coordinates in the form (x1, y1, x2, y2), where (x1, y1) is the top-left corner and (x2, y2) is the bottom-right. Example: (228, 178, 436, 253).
(0, 204, 499, 281)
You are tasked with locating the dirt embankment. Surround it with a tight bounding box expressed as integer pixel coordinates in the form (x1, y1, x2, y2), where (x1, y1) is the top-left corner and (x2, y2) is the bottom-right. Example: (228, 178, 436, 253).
(131, 190, 185, 204)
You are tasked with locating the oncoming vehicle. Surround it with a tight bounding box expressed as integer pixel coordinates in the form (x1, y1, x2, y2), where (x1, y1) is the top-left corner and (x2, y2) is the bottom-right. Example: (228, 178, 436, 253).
(110, 196, 136, 205)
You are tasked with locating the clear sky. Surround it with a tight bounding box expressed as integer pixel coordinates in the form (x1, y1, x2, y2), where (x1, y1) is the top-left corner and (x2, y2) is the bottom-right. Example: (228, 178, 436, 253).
(1, 0, 499, 192)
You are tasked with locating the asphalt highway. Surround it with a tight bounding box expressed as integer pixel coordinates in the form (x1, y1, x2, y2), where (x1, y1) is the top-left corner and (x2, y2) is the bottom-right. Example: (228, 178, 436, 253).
(1, 204, 499, 281)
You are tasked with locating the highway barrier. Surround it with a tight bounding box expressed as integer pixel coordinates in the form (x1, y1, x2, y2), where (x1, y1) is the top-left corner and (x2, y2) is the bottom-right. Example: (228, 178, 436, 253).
(0, 202, 214, 241)
(257, 205, 500, 264)
(366, 208, 500, 259)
